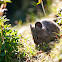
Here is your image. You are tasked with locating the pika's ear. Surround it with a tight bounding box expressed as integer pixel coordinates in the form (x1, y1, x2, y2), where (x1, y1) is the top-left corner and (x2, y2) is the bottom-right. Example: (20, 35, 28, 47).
(30, 24, 32, 28)
(35, 22, 42, 28)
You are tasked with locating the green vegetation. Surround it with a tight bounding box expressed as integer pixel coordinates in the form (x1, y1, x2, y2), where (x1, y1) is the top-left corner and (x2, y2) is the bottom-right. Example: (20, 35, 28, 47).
(0, 0, 20, 62)
(7, 0, 53, 25)
(0, 16, 20, 62)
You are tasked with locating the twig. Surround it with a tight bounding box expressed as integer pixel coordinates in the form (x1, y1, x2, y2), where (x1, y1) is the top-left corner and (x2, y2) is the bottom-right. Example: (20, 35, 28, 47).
(41, 1, 46, 16)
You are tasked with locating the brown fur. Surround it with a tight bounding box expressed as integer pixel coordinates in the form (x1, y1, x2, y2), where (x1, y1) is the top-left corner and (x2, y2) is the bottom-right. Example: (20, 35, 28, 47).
(30, 19, 60, 45)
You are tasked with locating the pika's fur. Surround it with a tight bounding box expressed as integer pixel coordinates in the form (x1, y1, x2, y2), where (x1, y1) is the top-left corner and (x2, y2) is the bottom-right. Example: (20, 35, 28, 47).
(30, 19, 60, 45)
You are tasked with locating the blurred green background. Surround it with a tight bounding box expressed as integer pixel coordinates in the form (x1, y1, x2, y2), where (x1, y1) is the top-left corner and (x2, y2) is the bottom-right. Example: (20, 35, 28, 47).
(6, 0, 53, 26)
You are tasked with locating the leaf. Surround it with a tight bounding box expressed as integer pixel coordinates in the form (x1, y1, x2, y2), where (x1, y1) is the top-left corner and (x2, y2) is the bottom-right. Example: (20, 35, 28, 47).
(37, 0, 42, 5)
(1, 44, 5, 51)
(0, 1, 4, 4)
(0, 0, 11, 3)
(0, 52, 5, 56)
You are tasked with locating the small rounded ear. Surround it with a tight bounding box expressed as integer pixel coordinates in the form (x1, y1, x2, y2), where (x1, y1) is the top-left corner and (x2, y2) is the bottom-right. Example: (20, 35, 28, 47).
(35, 22, 42, 28)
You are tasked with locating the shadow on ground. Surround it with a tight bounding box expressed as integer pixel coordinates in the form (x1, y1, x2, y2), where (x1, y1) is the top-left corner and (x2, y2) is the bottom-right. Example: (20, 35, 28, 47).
(35, 39, 59, 54)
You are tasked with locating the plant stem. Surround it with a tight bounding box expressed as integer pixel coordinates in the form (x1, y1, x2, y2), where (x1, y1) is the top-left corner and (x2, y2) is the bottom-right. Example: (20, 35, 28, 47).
(41, 1, 46, 16)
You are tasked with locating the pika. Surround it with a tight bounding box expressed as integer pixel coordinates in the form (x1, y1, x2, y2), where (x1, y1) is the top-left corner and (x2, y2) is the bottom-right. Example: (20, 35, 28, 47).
(30, 19, 60, 45)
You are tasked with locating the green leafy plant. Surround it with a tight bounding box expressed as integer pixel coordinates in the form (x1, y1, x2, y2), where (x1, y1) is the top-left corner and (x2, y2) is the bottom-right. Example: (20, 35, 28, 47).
(0, 1, 25, 62)
(0, 16, 20, 62)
